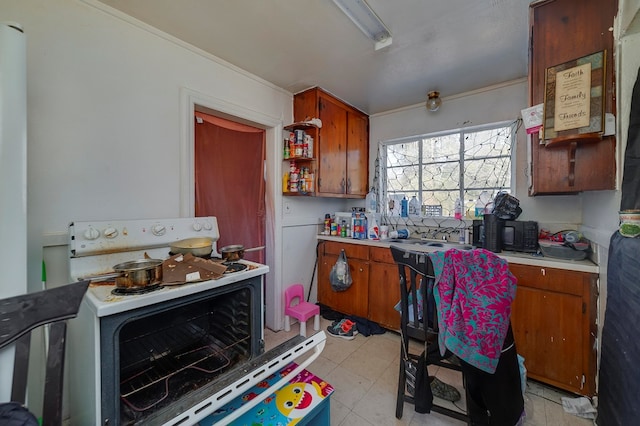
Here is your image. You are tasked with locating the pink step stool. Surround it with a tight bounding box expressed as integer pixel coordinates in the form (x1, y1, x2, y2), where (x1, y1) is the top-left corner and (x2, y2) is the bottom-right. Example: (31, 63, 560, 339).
(284, 284, 320, 337)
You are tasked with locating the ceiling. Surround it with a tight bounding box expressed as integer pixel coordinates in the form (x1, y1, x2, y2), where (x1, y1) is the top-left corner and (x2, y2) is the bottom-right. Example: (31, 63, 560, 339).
(96, 0, 531, 115)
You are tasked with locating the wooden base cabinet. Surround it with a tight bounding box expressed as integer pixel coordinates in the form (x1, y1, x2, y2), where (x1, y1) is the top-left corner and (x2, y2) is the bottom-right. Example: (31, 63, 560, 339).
(368, 247, 401, 330)
(510, 264, 598, 396)
(317, 242, 401, 329)
(317, 241, 369, 319)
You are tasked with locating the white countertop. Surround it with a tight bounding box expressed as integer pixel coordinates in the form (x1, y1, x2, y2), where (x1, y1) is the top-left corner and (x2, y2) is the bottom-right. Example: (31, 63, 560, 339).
(317, 235, 599, 274)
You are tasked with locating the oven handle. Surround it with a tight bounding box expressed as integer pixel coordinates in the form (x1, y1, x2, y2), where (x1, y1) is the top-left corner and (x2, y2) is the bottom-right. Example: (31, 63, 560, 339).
(212, 332, 327, 426)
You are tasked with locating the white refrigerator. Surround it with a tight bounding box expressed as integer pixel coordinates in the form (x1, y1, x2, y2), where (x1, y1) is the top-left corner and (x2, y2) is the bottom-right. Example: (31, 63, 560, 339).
(0, 21, 27, 401)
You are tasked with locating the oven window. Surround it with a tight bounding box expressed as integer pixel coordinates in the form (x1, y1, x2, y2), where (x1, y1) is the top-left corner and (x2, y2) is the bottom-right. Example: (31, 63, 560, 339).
(117, 288, 253, 423)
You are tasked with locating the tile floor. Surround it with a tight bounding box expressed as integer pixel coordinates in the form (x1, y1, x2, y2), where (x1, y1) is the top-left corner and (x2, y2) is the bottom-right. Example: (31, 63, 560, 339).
(265, 317, 596, 426)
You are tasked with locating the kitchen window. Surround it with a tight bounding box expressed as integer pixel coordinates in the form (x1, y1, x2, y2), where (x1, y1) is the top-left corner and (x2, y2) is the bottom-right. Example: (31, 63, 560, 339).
(381, 120, 518, 218)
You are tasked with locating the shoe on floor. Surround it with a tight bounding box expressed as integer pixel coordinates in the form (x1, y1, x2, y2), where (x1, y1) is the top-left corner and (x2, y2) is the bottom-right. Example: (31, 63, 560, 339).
(430, 376, 461, 402)
(327, 318, 358, 340)
(329, 319, 358, 335)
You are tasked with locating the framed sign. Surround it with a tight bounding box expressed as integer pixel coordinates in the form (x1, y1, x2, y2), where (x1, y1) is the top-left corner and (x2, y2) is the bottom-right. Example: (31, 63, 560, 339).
(542, 50, 606, 146)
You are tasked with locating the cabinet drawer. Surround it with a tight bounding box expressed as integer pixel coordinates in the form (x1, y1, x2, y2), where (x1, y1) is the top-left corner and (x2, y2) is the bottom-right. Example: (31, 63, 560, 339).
(322, 241, 369, 260)
(370, 246, 395, 264)
(509, 264, 587, 296)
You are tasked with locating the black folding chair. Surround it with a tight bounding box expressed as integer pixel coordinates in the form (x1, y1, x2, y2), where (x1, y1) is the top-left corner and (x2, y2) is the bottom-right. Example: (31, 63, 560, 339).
(0, 280, 89, 425)
(391, 245, 470, 423)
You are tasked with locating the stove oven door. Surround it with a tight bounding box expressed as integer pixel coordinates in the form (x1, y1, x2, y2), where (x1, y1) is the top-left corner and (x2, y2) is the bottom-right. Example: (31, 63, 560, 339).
(169, 332, 326, 426)
(87, 275, 325, 426)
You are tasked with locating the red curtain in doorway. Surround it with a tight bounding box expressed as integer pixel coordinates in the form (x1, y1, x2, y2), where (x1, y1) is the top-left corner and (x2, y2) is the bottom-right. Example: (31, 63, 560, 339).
(194, 111, 265, 263)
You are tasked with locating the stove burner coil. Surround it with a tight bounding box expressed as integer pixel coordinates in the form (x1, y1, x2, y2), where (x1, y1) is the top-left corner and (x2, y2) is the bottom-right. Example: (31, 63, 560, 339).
(222, 262, 248, 274)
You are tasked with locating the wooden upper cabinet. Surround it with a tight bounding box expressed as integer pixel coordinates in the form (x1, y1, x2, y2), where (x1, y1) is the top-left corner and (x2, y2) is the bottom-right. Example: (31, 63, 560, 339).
(529, 0, 617, 195)
(294, 87, 369, 198)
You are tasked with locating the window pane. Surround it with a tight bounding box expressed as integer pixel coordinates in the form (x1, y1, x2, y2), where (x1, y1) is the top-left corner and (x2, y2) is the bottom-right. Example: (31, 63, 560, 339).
(422, 190, 459, 217)
(464, 157, 511, 189)
(387, 165, 419, 193)
(387, 141, 419, 167)
(422, 162, 459, 190)
(465, 127, 512, 158)
(422, 134, 460, 162)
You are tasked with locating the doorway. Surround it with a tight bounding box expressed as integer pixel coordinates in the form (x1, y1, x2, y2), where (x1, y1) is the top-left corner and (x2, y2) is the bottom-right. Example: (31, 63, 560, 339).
(194, 111, 265, 263)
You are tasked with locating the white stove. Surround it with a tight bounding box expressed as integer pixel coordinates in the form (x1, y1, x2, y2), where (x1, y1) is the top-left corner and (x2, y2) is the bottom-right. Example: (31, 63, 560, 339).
(68, 217, 269, 317)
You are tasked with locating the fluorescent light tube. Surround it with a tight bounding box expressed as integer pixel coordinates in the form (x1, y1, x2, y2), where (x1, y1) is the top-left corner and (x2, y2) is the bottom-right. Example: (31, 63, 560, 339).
(332, 0, 392, 49)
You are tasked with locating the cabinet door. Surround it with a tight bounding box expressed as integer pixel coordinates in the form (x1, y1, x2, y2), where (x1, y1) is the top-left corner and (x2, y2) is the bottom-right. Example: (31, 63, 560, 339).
(510, 264, 597, 396)
(529, 0, 617, 194)
(368, 262, 400, 329)
(317, 253, 369, 318)
(346, 111, 368, 197)
(317, 95, 347, 195)
(512, 285, 585, 392)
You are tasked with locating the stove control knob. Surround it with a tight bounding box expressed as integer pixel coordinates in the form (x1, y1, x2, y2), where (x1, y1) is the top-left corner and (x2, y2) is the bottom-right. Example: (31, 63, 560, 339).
(203, 221, 213, 230)
(151, 224, 166, 236)
(193, 222, 202, 231)
(104, 227, 118, 239)
(84, 227, 100, 240)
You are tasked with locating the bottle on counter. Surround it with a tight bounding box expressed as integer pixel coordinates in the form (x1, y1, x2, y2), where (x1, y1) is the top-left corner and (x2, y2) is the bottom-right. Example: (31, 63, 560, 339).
(454, 197, 462, 220)
(401, 197, 409, 218)
(409, 195, 419, 216)
(475, 191, 491, 218)
(367, 214, 379, 240)
(323, 214, 331, 235)
(366, 187, 377, 213)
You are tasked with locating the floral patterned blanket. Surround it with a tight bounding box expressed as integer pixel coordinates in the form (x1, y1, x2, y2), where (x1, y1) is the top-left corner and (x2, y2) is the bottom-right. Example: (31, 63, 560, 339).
(428, 248, 516, 374)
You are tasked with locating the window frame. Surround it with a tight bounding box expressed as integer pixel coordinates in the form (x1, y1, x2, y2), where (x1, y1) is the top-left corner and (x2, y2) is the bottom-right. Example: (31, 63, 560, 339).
(379, 119, 517, 218)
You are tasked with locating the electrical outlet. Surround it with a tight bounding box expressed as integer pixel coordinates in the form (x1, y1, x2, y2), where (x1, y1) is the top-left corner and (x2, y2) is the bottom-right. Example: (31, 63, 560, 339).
(284, 201, 292, 215)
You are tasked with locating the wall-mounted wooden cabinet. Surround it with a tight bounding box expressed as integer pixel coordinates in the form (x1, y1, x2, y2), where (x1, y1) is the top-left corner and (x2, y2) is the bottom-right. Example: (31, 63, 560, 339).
(510, 263, 598, 396)
(528, 0, 617, 194)
(294, 87, 369, 198)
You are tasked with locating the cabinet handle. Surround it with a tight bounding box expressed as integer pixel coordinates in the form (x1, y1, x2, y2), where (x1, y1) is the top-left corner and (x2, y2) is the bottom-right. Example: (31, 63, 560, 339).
(359, 268, 363, 272)
(347, 177, 351, 191)
(341, 178, 345, 191)
(541, 268, 546, 276)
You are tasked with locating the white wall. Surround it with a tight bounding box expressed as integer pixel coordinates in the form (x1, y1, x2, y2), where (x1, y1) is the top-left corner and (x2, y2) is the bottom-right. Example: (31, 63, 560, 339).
(0, 0, 285, 328)
(0, 0, 354, 333)
(369, 79, 584, 229)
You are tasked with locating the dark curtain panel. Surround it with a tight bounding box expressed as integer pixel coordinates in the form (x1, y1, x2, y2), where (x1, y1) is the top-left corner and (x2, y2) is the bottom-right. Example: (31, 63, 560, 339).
(621, 66, 640, 210)
(194, 112, 265, 263)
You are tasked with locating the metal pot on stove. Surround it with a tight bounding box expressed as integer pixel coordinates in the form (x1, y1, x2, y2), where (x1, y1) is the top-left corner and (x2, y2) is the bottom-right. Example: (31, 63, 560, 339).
(220, 245, 264, 262)
(170, 237, 213, 257)
(112, 259, 163, 288)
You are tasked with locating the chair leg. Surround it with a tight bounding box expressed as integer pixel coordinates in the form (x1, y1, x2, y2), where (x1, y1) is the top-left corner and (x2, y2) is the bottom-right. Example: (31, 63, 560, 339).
(396, 344, 406, 419)
(313, 314, 320, 331)
(299, 321, 307, 337)
(284, 315, 291, 332)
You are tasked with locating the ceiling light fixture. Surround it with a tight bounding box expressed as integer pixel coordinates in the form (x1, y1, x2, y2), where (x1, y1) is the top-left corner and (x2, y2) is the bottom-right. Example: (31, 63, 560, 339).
(332, 0, 392, 50)
(426, 91, 442, 112)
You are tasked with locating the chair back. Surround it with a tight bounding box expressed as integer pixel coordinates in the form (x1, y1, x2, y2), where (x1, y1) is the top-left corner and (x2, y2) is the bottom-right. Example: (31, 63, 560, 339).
(0, 280, 89, 426)
(284, 283, 304, 309)
(390, 245, 437, 343)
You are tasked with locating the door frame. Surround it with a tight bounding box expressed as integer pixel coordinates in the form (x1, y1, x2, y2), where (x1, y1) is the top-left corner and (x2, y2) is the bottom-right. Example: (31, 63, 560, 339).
(179, 87, 284, 331)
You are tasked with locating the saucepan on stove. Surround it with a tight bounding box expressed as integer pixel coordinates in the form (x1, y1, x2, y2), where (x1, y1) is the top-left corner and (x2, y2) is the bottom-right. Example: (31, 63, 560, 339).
(170, 237, 213, 257)
(220, 245, 264, 262)
(84, 259, 163, 288)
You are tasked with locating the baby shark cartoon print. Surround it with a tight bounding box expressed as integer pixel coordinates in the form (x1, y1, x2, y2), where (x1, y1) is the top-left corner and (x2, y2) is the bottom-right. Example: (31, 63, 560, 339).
(275, 381, 324, 425)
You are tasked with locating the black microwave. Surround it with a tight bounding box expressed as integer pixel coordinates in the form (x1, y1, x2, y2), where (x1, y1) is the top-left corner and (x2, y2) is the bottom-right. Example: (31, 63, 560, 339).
(473, 219, 538, 253)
